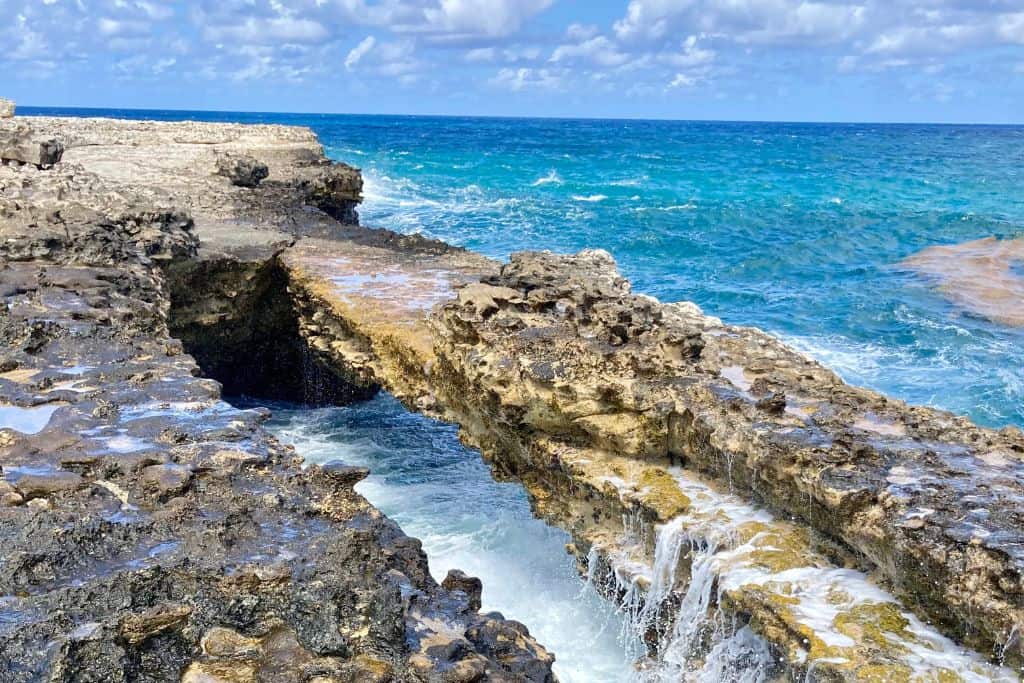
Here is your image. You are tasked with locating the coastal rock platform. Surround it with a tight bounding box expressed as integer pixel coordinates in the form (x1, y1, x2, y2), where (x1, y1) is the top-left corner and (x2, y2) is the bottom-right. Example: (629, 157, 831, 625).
(1, 109, 1021, 681)
(0, 113, 554, 682)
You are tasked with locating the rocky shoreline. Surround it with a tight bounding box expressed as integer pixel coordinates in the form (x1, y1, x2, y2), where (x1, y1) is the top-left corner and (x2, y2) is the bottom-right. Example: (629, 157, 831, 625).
(1, 109, 1022, 681)
(0, 112, 553, 681)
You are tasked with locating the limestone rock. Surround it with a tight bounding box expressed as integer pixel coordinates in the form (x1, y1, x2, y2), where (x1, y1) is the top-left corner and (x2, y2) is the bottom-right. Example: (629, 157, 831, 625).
(200, 627, 261, 658)
(120, 604, 192, 645)
(0, 124, 64, 167)
(215, 153, 269, 188)
(138, 463, 193, 500)
(300, 164, 363, 224)
(0, 99, 14, 118)
(0, 117, 554, 683)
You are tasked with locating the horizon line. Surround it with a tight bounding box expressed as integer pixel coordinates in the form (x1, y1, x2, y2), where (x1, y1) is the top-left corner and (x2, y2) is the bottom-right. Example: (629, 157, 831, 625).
(17, 104, 1024, 128)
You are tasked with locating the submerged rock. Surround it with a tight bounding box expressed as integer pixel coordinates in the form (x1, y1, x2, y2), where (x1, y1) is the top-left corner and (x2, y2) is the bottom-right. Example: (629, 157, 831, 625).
(901, 236, 1024, 327)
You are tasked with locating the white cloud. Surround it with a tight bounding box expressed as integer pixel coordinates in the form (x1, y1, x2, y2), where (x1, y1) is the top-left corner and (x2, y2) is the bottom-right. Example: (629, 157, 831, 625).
(662, 35, 714, 69)
(667, 73, 697, 89)
(490, 66, 563, 92)
(464, 47, 496, 62)
(345, 36, 376, 70)
(203, 16, 329, 45)
(551, 35, 630, 67)
(420, 0, 555, 38)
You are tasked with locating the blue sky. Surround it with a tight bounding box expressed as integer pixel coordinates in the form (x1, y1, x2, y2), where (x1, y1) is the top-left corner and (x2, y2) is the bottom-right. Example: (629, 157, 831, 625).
(1, 0, 1022, 123)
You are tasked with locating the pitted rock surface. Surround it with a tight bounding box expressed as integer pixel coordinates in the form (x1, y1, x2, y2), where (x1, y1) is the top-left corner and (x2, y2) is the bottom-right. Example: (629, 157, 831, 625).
(215, 152, 270, 188)
(431, 249, 1024, 664)
(0, 120, 555, 681)
(5, 109, 1021, 680)
(0, 124, 64, 168)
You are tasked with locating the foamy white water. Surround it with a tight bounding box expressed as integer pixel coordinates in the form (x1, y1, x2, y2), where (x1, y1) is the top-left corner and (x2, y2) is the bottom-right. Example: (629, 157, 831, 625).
(264, 395, 639, 682)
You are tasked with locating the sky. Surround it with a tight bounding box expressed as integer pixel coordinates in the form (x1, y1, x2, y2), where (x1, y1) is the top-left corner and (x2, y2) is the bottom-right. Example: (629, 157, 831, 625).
(1, 0, 1023, 123)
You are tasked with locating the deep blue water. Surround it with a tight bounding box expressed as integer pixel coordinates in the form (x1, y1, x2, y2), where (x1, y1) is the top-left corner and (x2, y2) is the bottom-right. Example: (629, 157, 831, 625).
(26, 106, 1024, 428)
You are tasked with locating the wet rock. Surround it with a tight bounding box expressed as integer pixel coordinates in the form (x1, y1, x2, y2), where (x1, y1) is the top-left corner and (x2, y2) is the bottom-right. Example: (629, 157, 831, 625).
(443, 569, 483, 612)
(284, 234, 1024, 673)
(201, 627, 262, 658)
(14, 470, 86, 499)
(138, 462, 193, 500)
(0, 116, 554, 682)
(756, 391, 787, 414)
(216, 153, 269, 188)
(120, 603, 192, 645)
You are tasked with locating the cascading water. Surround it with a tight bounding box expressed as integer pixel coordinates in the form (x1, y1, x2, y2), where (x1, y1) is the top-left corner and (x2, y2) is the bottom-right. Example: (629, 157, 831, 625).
(584, 512, 777, 683)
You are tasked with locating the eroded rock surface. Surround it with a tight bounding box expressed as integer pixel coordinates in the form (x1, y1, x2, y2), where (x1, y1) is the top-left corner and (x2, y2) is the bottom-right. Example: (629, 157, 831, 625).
(0, 116, 555, 681)
(430, 250, 1024, 666)
(284, 241, 1024, 677)
(5, 109, 1020, 681)
(0, 124, 64, 168)
(215, 152, 270, 188)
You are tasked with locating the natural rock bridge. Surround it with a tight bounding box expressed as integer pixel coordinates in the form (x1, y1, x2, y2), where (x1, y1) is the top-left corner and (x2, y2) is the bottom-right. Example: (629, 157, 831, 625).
(1, 112, 1020, 681)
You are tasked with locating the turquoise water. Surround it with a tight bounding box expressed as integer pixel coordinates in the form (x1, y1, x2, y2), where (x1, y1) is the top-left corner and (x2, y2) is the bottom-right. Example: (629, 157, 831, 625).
(334, 117, 1024, 430)
(29, 107, 1023, 427)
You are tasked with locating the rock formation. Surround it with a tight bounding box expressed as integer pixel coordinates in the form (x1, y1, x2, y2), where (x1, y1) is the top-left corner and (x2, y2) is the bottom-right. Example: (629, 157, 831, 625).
(215, 152, 270, 188)
(0, 124, 63, 168)
(0, 99, 14, 118)
(2, 111, 1021, 681)
(0, 115, 554, 681)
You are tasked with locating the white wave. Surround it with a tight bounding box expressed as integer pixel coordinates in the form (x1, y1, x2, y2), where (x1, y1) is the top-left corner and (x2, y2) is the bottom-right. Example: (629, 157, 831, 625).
(572, 194, 608, 203)
(531, 170, 563, 186)
(609, 176, 648, 187)
(634, 203, 697, 212)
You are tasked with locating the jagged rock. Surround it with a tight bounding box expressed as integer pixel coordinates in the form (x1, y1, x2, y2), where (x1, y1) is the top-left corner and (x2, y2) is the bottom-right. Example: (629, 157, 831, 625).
(0, 98, 14, 118)
(14, 470, 86, 499)
(0, 124, 64, 167)
(215, 152, 269, 188)
(138, 463, 193, 500)
(300, 164, 363, 224)
(279, 236, 1024, 676)
(120, 603, 193, 645)
(0, 121, 554, 682)
(443, 569, 483, 612)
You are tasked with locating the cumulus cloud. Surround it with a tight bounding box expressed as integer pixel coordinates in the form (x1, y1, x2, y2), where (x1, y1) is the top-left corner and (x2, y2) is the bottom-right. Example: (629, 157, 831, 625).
(550, 35, 630, 67)
(2, 0, 1022, 115)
